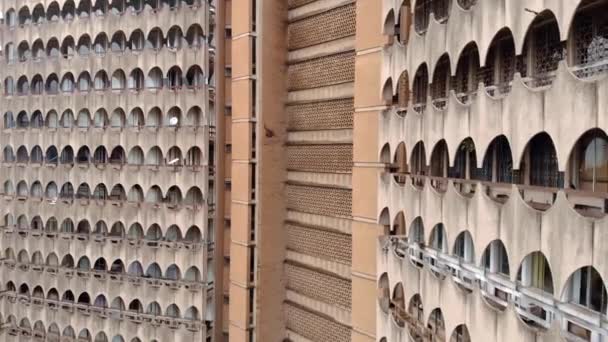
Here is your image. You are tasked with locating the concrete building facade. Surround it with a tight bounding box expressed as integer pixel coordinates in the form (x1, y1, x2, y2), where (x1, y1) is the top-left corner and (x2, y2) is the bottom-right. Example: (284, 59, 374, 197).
(0, 0, 217, 341)
(224, 0, 608, 342)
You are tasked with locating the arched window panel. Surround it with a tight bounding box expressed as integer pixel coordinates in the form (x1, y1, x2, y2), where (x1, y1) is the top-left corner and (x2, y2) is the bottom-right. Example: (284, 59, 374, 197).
(76, 183, 91, 199)
(5, 43, 16, 64)
(127, 185, 144, 202)
(186, 24, 205, 48)
(47, 38, 61, 58)
(30, 181, 44, 198)
(167, 66, 183, 89)
(111, 108, 126, 127)
(62, 0, 76, 21)
(93, 146, 108, 164)
(521, 11, 563, 88)
(46, 182, 59, 200)
(31, 75, 44, 94)
(431, 55, 451, 110)
(6, 9, 17, 28)
(127, 107, 145, 127)
(110, 0, 127, 15)
(111, 31, 127, 54)
(127, 0, 144, 13)
(482, 28, 516, 97)
(94, 109, 109, 128)
(94, 33, 109, 55)
(569, 0, 608, 79)
(111, 70, 126, 90)
(61, 73, 75, 93)
(94, 70, 110, 91)
(16, 111, 29, 128)
(147, 67, 164, 89)
(61, 36, 75, 59)
(454, 43, 480, 104)
(32, 39, 45, 60)
(109, 146, 126, 164)
(77, 109, 91, 128)
(147, 107, 162, 127)
(146, 186, 163, 204)
(167, 26, 185, 50)
(17, 41, 31, 62)
(128, 68, 144, 91)
(93, 183, 108, 201)
(412, 64, 428, 113)
(127, 223, 143, 240)
(128, 147, 144, 165)
(77, 0, 92, 18)
(4, 77, 15, 96)
(45, 75, 59, 94)
(77, 35, 92, 56)
(128, 30, 145, 52)
(17, 76, 29, 96)
(94, 0, 109, 16)
(18, 6, 32, 26)
(166, 186, 183, 207)
(186, 65, 205, 89)
(146, 27, 165, 51)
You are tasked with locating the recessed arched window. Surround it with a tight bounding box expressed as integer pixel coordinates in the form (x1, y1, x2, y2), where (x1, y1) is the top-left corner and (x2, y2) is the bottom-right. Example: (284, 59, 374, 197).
(454, 42, 480, 104)
(47, 2, 61, 22)
(431, 54, 451, 109)
(128, 68, 144, 91)
(18, 6, 32, 26)
(568, 0, 608, 79)
(146, 67, 163, 89)
(521, 11, 562, 88)
(61, 36, 75, 59)
(128, 29, 145, 52)
(186, 65, 205, 89)
(412, 64, 428, 113)
(483, 28, 516, 97)
(77, 0, 92, 18)
(414, 0, 430, 34)
(62, 0, 76, 21)
(186, 24, 205, 48)
(568, 129, 608, 193)
(94, 32, 109, 55)
(520, 132, 560, 188)
(167, 25, 184, 50)
(44, 74, 59, 95)
(77, 34, 92, 56)
(481, 240, 510, 310)
(111, 31, 127, 53)
(47, 38, 61, 58)
(111, 69, 126, 90)
(167, 66, 183, 89)
(32, 39, 45, 60)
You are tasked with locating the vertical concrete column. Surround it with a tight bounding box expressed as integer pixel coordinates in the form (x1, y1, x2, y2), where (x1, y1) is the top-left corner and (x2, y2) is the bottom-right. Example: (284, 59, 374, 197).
(214, 0, 228, 340)
(351, 1, 391, 341)
(256, 1, 288, 340)
(229, 0, 257, 340)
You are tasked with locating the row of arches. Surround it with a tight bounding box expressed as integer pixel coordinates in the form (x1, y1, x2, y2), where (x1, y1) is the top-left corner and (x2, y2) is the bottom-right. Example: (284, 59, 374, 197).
(2, 252, 203, 283)
(6, 0, 203, 28)
(384, 130, 608, 213)
(3, 213, 205, 243)
(2, 316, 153, 342)
(379, 214, 608, 320)
(379, 290, 471, 342)
(388, 2, 608, 113)
(1, 180, 205, 207)
(4, 65, 206, 96)
(3, 106, 206, 129)
(3, 145, 203, 168)
(6, 24, 207, 63)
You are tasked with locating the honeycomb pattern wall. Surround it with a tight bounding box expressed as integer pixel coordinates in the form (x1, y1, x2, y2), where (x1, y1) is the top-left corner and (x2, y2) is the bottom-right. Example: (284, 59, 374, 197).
(287, 98, 354, 131)
(288, 5, 356, 50)
(285, 262, 352, 308)
(287, 144, 353, 173)
(285, 224, 352, 264)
